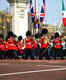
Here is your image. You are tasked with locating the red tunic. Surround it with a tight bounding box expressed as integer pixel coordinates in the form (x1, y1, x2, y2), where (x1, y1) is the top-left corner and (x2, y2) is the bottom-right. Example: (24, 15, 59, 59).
(40, 36, 49, 48)
(13, 40, 17, 44)
(0, 44, 5, 51)
(8, 39, 18, 51)
(54, 38, 61, 49)
(32, 40, 38, 49)
(0, 40, 5, 51)
(25, 37, 32, 49)
(17, 41, 23, 54)
(4, 42, 8, 51)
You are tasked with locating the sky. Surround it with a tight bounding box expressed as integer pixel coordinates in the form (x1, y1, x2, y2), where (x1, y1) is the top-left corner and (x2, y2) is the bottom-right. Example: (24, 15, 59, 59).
(0, 0, 66, 26)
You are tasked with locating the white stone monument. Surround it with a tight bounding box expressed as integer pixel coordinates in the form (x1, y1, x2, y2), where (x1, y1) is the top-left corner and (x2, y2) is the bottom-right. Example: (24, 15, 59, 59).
(7, 0, 29, 38)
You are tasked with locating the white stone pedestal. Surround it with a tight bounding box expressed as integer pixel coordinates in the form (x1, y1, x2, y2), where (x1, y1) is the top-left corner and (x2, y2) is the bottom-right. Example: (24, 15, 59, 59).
(8, 0, 29, 38)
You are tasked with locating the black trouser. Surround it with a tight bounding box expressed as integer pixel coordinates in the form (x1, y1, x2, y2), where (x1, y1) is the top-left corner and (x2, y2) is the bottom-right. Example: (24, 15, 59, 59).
(24, 49, 34, 59)
(63, 49, 66, 57)
(49, 47, 54, 57)
(0, 50, 6, 59)
(33, 48, 40, 59)
(1, 51, 6, 59)
(53, 48, 64, 59)
(39, 48, 49, 60)
(0, 50, 2, 59)
(17, 50, 24, 59)
(8, 50, 17, 59)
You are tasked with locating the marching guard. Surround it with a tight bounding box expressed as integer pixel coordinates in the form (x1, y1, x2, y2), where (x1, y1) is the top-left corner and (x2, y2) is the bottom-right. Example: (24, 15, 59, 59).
(32, 33, 40, 59)
(17, 36, 24, 58)
(53, 32, 64, 59)
(39, 28, 50, 60)
(24, 31, 34, 59)
(0, 34, 5, 59)
(7, 31, 18, 59)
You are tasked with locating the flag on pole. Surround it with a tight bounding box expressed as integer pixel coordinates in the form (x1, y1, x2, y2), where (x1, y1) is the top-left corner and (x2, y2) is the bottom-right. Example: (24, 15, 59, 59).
(30, 0, 35, 23)
(43, 0, 46, 14)
(40, 0, 46, 23)
(30, 0, 35, 16)
(56, 23, 59, 32)
(30, 0, 32, 8)
(59, 24, 63, 34)
(56, 23, 63, 35)
(62, 0, 66, 26)
(62, 0, 65, 11)
(40, 6, 45, 22)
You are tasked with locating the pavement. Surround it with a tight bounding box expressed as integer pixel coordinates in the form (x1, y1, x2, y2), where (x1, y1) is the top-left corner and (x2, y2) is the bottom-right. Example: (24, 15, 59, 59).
(0, 59, 66, 80)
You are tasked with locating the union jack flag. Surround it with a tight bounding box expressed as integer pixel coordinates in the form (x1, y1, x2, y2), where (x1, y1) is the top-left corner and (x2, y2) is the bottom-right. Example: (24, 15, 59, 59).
(40, 0, 46, 22)
(30, 0, 35, 16)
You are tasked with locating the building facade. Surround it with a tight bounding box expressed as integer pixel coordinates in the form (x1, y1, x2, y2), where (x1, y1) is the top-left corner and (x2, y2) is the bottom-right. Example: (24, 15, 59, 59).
(0, 11, 12, 39)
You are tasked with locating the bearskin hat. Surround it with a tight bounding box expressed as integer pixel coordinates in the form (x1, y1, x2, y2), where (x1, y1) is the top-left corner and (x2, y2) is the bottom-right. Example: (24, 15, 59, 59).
(54, 32, 59, 38)
(18, 36, 22, 41)
(8, 31, 14, 38)
(41, 28, 48, 35)
(35, 33, 40, 39)
(26, 30, 31, 37)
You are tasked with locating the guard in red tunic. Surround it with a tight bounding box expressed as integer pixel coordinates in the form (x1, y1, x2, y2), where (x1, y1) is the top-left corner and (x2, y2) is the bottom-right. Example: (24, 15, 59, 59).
(53, 32, 63, 59)
(24, 31, 34, 59)
(4, 41, 8, 59)
(0, 34, 5, 59)
(32, 33, 40, 59)
(39, 29, 50, 60)
(60, 35, 65, 59)
(17, 36, 24, 58)
(7, 31, 18, 59)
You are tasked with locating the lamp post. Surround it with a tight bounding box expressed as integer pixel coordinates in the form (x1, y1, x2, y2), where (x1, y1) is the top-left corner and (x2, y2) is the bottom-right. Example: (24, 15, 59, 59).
(6, 15, 12, 32)
(0, 14, 3, 33)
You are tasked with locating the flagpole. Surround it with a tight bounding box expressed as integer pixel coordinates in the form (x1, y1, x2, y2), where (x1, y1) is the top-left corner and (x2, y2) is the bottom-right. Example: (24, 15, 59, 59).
(38, 0, 40, 33)
(35, 0, 38, 33)
(62, 0, 64, 34)
(35, 0, 36, 22)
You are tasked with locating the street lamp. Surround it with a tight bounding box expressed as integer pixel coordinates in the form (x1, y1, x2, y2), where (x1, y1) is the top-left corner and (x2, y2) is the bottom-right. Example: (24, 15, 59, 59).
(5, 15, 12, 33)
(2, 25, 6, 30)
(6, 16, 11, 24)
